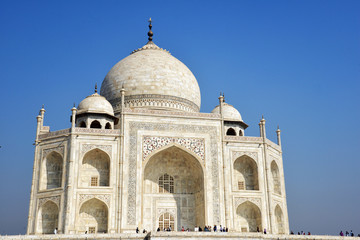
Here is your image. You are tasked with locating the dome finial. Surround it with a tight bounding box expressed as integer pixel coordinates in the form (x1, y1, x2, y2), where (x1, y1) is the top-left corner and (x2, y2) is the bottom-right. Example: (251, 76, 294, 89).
(148, 18, 153, 42)
(95, 83, 98, 93)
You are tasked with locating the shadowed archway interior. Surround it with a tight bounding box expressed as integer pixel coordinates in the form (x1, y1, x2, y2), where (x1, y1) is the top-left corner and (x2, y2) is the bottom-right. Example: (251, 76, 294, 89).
(143, 146, 205, 231)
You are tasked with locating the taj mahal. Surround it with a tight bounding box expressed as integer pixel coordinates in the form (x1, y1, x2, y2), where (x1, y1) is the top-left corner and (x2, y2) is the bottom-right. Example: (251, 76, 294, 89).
(25, 19, 290, 237)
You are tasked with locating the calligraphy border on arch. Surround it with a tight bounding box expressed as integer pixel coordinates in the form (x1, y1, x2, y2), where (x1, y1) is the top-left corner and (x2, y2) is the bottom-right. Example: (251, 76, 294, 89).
(128, 121, 220, 225)
(142, 136, 205, 162)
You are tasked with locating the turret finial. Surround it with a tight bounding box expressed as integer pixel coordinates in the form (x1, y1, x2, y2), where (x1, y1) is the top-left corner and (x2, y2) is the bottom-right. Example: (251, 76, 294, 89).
(41, 104, 44, 109)
(148, 18, 153, 42)
(73, 103, 76, 108)
(95, 83, 98, 93)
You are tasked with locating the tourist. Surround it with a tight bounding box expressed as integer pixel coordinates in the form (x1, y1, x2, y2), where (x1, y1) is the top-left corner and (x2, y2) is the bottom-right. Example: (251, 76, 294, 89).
(290, 231, 294, 234)
(226, 227, 228, 232)
(257, 227, 260, 232)
(181, 226, 185, 231)
(263, 228, 267, 234)
(214, 225, 217, 232)
(340, 230, 344, 236)
(199, 226, 202, 232)
(220, 225, 223, 232)
(157, 227, 160, 232)
(143, 229, 147, 233)
(54, 228, 57, 234)
(194, 226, 198, 232)
(308, 232, 311, 235)
(350, 230, 354, 236)
(136, 227, 139, 233)
(346, 231, 349, 236)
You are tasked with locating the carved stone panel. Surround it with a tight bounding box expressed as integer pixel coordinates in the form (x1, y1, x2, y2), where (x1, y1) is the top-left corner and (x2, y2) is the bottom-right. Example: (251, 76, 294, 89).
(79, 194, 111, 207)
(234, 197, 261, 210)
(81, 144, 112, 157)
(42, 146, 65, 159)
(232, 151, 258, 162)
(143, 136, 205, 161)
(38, 195, 61, 209)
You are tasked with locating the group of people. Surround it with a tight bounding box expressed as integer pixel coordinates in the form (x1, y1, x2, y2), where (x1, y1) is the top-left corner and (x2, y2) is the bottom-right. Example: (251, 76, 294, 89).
(340, 230, 358, 237)
(290, 231, 311, 235)
(194, 225, 229, 232)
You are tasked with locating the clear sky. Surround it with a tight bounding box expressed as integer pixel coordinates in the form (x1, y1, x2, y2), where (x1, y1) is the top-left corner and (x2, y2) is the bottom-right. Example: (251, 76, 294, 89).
(0, 0, 359, 236)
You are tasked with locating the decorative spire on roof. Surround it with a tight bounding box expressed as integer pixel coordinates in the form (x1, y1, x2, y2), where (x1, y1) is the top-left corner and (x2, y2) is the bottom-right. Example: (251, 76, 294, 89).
(95, 83, 98, 93)
(148, 18, 153, 42)
(131, 18, 170, 55)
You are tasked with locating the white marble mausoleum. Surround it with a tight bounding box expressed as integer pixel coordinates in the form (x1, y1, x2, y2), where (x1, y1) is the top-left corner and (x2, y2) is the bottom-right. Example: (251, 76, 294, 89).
(27, 20, 289, 235)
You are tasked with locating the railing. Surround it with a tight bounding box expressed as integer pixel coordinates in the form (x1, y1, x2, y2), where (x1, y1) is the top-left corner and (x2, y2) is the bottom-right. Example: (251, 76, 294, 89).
(73, 128, 120, 135)
(38, 128, 121, 140)
(38, 129, 70, 140)
(124, 108, 221, 119)
(224, 136, 263, 142)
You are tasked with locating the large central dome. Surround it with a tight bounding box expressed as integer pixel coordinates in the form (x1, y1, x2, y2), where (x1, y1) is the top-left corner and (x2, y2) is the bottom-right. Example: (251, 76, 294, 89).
(100, 40, 201, 114)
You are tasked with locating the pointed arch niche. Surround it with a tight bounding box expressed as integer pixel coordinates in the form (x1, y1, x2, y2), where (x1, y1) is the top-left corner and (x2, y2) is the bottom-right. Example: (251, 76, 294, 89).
(40, 151, 63, 190)
(275, 205, 285, 234)
(233, 155, 259, 190)
(143, 146, 205, 231)
(235, 201, 262, 232)
(271, 161, 282, 195)
(36, 201, 59, 234)
(78, 198, 108, 233)
(80, 149, 110, 187)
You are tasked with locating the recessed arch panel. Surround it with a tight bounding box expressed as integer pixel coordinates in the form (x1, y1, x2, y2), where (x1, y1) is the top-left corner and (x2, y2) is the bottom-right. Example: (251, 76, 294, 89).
(80, 148, 110, 187)
(37, 200, 59, 234)
(78, 198, 108, 233)
(236, 201, 262, 232)
(40, 151, 63, 190)
(233, 155, 259, 190)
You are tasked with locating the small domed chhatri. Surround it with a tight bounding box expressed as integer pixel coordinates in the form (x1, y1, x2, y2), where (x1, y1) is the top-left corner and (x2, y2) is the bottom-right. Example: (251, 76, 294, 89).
(212, 102, 243, 121)
(100, 18, 201, 113)
(77, 85, 115, 117)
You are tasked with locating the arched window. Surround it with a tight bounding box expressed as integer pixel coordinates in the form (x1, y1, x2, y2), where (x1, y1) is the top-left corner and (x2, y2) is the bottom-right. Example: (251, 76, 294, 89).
(79, 121, 86, 128)
(105, 122, 112, 129)
(239, 130, 243, 136)
(159, 173, 174, 193)
(90, 120, 101, 129)
(159, 212, 174, 231)
(226, 128, 236, 136)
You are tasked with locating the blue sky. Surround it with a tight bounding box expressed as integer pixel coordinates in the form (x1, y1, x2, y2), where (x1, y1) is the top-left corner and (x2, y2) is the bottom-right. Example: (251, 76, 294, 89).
(0, 0, 359, 236)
